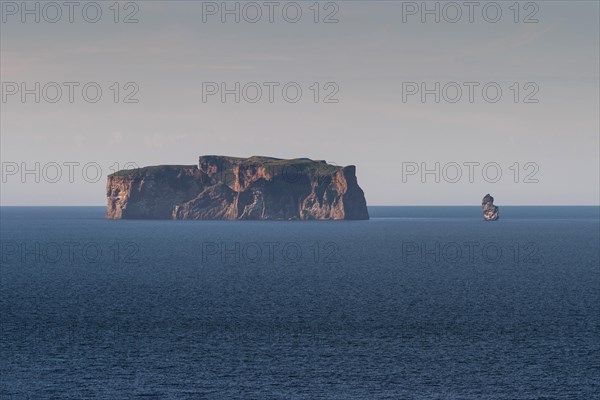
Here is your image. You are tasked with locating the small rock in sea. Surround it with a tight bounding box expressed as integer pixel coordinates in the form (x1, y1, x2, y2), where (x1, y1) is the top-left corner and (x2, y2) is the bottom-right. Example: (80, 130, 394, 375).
(482, 194, 499, 221)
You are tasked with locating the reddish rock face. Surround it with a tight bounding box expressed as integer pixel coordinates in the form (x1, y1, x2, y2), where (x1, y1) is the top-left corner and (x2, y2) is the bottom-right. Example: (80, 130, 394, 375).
(106, 156, 369, 220)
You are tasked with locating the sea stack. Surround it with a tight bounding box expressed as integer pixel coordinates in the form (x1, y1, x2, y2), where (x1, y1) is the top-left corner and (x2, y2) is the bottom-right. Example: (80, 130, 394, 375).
(106, 155, 369, 220)
(482, 194, 499, 221)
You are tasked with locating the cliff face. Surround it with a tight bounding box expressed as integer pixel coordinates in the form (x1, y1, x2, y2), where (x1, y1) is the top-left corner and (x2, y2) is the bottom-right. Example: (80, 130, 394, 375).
(106, 156, 369, 220)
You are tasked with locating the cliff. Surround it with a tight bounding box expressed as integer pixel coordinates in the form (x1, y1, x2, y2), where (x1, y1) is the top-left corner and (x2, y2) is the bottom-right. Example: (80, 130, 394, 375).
(106, 156, 369, 220)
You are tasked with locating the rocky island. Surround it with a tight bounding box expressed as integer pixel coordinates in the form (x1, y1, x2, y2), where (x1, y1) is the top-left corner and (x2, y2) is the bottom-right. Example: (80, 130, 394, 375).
(106, 156, 369, 220)
(482, 194, 499, 221)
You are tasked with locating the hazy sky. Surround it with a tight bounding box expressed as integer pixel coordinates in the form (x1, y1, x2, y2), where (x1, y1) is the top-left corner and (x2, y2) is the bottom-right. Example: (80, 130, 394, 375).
(1, 1, 598, 205)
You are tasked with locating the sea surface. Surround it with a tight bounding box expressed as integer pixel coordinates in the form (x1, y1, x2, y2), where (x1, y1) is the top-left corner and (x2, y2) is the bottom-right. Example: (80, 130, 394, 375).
(1, 206, 599, 399)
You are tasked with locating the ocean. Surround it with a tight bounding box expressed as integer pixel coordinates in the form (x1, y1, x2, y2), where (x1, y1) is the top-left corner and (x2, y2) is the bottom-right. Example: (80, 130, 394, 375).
(1, 206, 598, 399)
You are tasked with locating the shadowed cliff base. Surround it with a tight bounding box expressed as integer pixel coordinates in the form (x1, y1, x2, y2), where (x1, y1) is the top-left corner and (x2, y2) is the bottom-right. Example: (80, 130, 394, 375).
(106, 156, 369, 220)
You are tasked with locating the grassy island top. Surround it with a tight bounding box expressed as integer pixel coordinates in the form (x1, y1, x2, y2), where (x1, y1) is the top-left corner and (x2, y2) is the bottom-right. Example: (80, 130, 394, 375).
(108, 156, 346, 178)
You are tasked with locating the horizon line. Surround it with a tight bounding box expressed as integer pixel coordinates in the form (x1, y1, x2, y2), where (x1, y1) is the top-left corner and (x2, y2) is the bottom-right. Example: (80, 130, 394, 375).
(1, 205, 599, 208)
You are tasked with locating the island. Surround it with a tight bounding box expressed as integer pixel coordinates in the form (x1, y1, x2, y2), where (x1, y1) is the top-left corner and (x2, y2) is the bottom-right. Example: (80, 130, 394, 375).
(106, 156, 369, 220)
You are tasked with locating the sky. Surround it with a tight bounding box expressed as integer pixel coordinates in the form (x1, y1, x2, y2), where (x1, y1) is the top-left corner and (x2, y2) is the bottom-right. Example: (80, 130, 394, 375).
(1, 0, 599, 205)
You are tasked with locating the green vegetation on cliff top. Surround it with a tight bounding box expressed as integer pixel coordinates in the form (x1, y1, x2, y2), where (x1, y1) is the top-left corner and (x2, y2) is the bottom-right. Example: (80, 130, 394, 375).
(109, 156, 344, 178)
